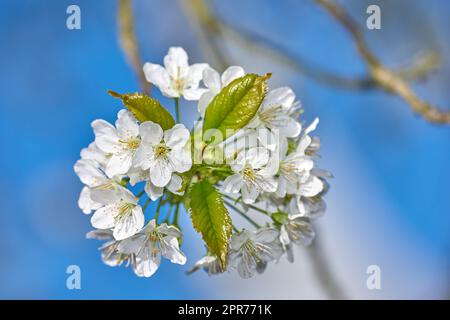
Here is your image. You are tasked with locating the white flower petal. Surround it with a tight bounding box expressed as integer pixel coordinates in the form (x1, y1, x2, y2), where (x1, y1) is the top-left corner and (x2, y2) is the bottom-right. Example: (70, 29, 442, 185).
(202, 66, 221, 92)
(167, 174, 183, 194)
(143, 63, 172, 95)
(183, 87, 208, 101)
(299, 176, 323, 197)
(145, 180, 163, 201)
(116, 109, 139, 139)
(117, 234, 146, 254)
(223, 173, 244, 194)
(112, 205, 144, 240)
(246, 147, 269, 169)
(198, 91, 215, 116)
(221, 66, 245, 86)
(164, 124, 189, 149)
(150, 159, 172, 187)
(170, 148, 192, 173)
(105, 152, 133, 177)
(242, 183, 259, 204)
(78, 187, 102, 214)
(91, 204, 117, 229)
(91, 119, 119, 153)
(135, 248, 161, 277)
(139, 121, 163, 145)
(161, 237, 186, 265)
(164, 47, 189, 79)
(263, 87, 295, 110)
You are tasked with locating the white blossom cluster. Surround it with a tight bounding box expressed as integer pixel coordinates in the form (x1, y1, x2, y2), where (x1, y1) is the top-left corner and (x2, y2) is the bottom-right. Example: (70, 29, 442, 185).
(75, 47, 331, 279)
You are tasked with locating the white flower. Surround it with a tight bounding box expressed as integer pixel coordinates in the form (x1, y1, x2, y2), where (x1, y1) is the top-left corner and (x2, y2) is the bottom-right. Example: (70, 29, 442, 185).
(128, 166, 184, 201)
(80, 142, 111, 168)
(133, 122, 191, 188)
(187, 255, 223, 276)
(86, 229, 136, 268)
(143, 47, 208, 100)
(118, 220, 186, 278)
(275, 139, 314, 198)
(90, 188, 144, 240)
(198, 66, 245, 116)
(229, 228, 283, 278)
(223, 147, 278, 204)
(92, 110, 141, 178)
(279, 215, 315, 262)
(247, 87, 301, 138)
(74, 159, 123, 214)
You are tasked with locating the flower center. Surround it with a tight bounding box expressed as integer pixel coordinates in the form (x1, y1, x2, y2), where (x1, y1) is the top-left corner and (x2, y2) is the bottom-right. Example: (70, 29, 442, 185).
(120, 136, 141, 151)
(242, 166, 257, 183)
(173, 66, 185, 93)
(242, 240, 262, 263)
(114, 201, 135, 221)
(153, 143, 170, 159)
(259, 105, 282, 124)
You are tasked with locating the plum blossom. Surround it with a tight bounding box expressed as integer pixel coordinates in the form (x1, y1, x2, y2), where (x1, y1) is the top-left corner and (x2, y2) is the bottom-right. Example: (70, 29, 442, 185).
(118, 220, 186, 277)
(223, 147, 278, 204)
(198, 66, 245, 116)
(90, 188, 144, 240)
(229, 228, 283, 278)
(143, 47, 208, 100)
(133, 122, 191, 188)
(92, 109, 141, 178)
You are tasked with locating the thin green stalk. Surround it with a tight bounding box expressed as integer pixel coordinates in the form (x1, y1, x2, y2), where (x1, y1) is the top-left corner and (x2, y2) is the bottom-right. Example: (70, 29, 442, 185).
(154, 197, 163, 223)
(174, 97, 181, 123)
(173, 203, 180, 227)
(142, 198, 151, 211)
(224, 200, 261, 228)
(222, 193, 270, 216)
(136, 189, 146, 198)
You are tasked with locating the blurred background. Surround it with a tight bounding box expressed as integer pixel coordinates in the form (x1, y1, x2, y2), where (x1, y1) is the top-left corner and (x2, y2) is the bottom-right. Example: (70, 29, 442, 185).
(0, 0, 449, 299)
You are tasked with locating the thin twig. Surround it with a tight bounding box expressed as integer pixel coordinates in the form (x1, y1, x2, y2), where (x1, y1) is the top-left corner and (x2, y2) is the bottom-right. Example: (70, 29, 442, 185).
(117, 0, 150, 93)
(224, 200, 261, 228)
(185, 0, 449, 124)
(306, 228, 347, 299)
(315, 0, 450, 124)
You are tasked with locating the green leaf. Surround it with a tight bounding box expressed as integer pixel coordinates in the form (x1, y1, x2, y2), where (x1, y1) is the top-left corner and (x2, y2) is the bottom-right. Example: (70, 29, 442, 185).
(108, 90, 175, 130)
(203, 73, 271, 142)
(189, 180, 232, 270)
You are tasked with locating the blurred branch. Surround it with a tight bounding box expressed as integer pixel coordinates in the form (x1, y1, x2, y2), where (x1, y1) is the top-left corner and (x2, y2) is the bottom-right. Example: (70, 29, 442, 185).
(185, 0, 449, 124)
(117, 0, 150, 93)
(306, 232, 347, 299)
(315, 0, 450, 124)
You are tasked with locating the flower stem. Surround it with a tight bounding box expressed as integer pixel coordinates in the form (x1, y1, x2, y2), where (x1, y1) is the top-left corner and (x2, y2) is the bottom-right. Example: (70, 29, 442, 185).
(143, 198, 151, 211)
(224, 200, 261, 228)
(154, 197, 163, 223)
(173, 203, 180, 227)
(174, 97, 181, 123)
(136, 189, 146, 198)
(222, 193, 270, 216)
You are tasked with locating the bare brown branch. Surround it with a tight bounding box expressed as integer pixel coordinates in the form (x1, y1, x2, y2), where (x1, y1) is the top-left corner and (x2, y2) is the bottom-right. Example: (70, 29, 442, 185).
(315, 0, 450, 124)
(118, 0, 150, 93)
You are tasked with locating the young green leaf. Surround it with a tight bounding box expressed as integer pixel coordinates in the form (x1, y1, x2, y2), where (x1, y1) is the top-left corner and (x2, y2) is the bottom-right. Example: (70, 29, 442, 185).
(203, 73, 271, 142)
(108, 90, 175, 130)
(189, 180, 232, 270)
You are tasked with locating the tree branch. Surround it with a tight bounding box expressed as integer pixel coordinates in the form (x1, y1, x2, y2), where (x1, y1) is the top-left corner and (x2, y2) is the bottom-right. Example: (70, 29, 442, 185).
(117, 0, 150, 93)
(315, 0, 450, 124)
